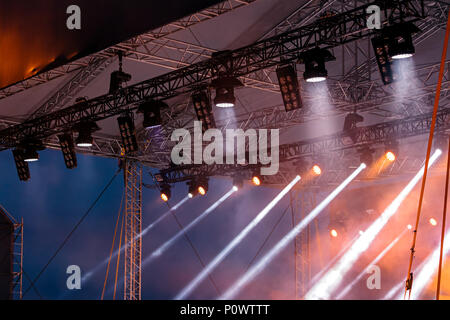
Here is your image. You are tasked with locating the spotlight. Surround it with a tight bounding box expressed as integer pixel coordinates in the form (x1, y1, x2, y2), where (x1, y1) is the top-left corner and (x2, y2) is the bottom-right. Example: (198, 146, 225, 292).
(312, 165, 322, 176)
(429, 218, 437, 226)
(118, 114, 138, 154)
(233, 175, 244, 190)
(330, 229, 338, 238)
(20, 139, 44, 162)
(23, 147, 39, 162)
(251, 171, 262, 186)
(385, 141, 399, 162)
(343, 112, 364, 143)
(276, 65, 303, 112)
(298, 48, 336, 83)
(74, 121, 100, 148)
(109, 53, 131, 94)
(192, 91, 216, 132)
(211, 76, 243, 108)
(385, 151, 396, 162)
(371, 22, 420, 84)
(359, 148, 374, 167)
(197, 178, 209, 196)
(187, 180, 199, 198)
(138, 100, 166, 129)
(160, 184, 171, 202)
(58, 133, 77, 169)
(12, 149, 30, 181)
(387, 22, 420, 60)
(407, 224, 413, 230)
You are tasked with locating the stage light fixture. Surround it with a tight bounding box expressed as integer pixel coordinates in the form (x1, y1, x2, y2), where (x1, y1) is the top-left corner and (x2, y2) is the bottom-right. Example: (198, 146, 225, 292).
(251, 171, 262, 186)
(371, 22, 420, 85)
(12, 149, 30, 181)
(429, 218, 437, 226)
(343, 112, 364, 143)
(109, 53, 131, 94)
(19, 139, 44, 162)
(359, 148, 374, 167)
(192, 91, 216, 132)
(58, 133, 77, 169)
(74, 121, 100, 148)
(312, 165, 322, 176)
(387, 22, 420, 60)
(276, 65, 303, 112)
(197, 178, 209, 196)
(330, 229, 338, 238)
(138, 100, 165, 129)
(211, 76, 243, 108)
(298, 48, 336, 83)
(233, 175, 244, 190)
(187, 180, 199, 198)
(385, 141, 399, 162)
(160, 184, 171, 202)
(118, 114, 138, 154)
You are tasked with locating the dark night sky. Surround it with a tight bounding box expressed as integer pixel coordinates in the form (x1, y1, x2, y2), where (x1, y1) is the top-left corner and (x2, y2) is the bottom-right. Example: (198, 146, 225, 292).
(0, 148, 309, 300)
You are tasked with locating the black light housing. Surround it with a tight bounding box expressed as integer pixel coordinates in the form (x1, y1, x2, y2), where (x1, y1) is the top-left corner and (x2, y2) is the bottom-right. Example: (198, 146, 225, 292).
(109, 71, 131, 94)
(211, 76, 243, 108)
(299, 48, 336, 83)
(118, 114, 139, 154)
(384, 22, 420, 60)
(187, 180, 199, 198)
(359, 148, 375, 167)
(192, 91, 216, 132)
(343, 112, 364, 143)
(20, 139, 44, 162)
(138, 100, 166, 129)
(276, 65, 303, 112)
(58, 133, 77, 169)
(74, 121, 100, 147)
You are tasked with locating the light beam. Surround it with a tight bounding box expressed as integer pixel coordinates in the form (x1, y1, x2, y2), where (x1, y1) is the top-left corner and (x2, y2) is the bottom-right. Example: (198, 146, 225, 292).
(82, 196, 189, 282)
(306, 149, 442, 300)
(219, 164, 365, 300)
(336, 226, 410, 299)
(143, 187, 237, 265)
(175, 175, 302, 300)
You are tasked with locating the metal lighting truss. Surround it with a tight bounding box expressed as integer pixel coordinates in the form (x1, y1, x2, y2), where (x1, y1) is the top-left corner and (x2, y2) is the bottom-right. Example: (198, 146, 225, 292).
(0, 0, 426, 149)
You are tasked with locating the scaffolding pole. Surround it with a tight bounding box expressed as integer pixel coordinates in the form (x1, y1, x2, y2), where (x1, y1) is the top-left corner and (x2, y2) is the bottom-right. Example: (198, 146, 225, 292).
(123, 160, 143, 300)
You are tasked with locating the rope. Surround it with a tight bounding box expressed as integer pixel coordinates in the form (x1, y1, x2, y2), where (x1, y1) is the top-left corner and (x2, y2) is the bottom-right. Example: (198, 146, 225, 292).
(246, 204, 290, 271)
(113, 207, 125, 300)
(22, 169, 121, 298)
(101, 190, 124, 300)
(404, 8, 450, 299)
(436, 137, 450, 300)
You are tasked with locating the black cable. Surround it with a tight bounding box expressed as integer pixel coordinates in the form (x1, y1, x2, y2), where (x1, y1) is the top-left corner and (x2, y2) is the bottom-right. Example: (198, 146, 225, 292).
(22, 169, 121, 298)
(246, 204, 291, 271)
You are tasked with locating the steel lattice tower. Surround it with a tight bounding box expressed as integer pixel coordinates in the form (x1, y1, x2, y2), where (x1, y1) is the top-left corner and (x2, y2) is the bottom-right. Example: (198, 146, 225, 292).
(123, 161, 143, 300)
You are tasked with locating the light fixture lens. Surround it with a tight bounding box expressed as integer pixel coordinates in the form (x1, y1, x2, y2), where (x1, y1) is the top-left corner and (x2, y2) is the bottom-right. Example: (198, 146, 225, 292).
(233, 186, 239, 192)
(430, 218, 437, 226)
(330, 229, 338, 238)
(386, 151, 396, 162)
(392, 53, 413, 60)
(161, 193, 169, 202)
(198, 186, 207, 196)
(306, 76, 326, 83)
(216, 102, 235, 108)
(312, 165, 322, 176)
(252, 176, 261, 186)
